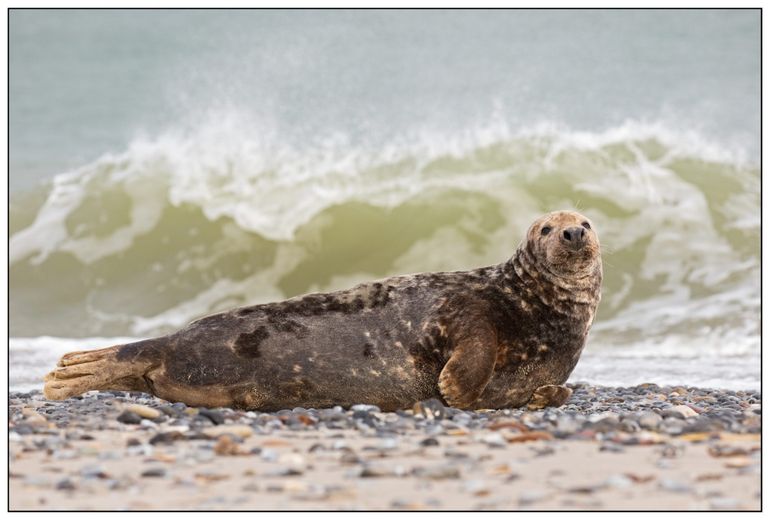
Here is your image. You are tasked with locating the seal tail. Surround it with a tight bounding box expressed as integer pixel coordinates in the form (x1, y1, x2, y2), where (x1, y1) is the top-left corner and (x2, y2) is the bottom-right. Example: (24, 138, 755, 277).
(43, 338, 164, 400)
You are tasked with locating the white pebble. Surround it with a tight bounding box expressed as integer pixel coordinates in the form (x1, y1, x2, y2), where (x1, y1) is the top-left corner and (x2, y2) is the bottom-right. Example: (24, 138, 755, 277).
(604, 474, 633, 489)
(670, 405, 699, 418)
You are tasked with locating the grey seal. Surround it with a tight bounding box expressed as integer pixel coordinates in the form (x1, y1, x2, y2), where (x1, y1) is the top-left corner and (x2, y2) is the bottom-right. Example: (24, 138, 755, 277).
(44, 210, 602, 411)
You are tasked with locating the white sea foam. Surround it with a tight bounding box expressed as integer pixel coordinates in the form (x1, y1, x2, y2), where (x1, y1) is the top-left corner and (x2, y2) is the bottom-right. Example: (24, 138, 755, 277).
(571, 352, 759, 391)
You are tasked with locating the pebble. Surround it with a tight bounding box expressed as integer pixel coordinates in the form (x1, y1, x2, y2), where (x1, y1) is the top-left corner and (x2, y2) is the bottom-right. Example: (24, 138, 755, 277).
(619, 418, 640, 433)
(141, 467, 167, 478)
(203, 425, 254, 439)
(708, 444, 753, 457)
(592, 415, 620, 433)
(55, 478, 76, 491)
(198, 409, 226, 425)
(358, 465, 406, 478)
(21, 408, 49, 427)
(375, 437, 397, 449)
(125, 404, 161, 420)
(116, 411, 142, 425)
(53, 450, 78, 460)
(350, 404, 381, 414)
(412, 465, 461, 480)
(555, 415, 581, 437)
(157, 405, 180, 418)
(480, 433, 506, 448)
(566, 481, 606, 494)
(452, 412, 473, 426)
(127, 443, 154, 457)
(463, 479, 491, 496)
(423, 423, 445, 436)
(604, 474, 633, 489)
(81, 465, 109, 479)
(530, 444, 556, 457)
(213, 435, 247, 456)
(260, 449, 279, 462)
(658, 478, 692, 494)
(331, 440, 349, 450)
(638, 411, 663, 430)
(149, 431, 186, 445)
(663, 405, 699, 420)
(660, 418, 686, 435)
(265, 467, 304, 477)
(340, 451, 362, 464)
(412, 399, 446, 421)
(659, 443, 685, 458)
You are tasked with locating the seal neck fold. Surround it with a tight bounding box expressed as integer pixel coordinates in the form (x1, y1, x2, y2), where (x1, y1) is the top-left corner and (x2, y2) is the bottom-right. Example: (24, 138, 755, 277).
(501, 244, 602, 313)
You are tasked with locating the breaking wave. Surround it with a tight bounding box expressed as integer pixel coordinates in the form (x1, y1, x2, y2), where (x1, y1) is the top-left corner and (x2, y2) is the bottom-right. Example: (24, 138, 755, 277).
(10, 116, 759, 370)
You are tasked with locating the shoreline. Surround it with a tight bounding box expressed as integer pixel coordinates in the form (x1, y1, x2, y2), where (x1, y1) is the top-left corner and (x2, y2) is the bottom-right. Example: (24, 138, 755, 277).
(10, 338, 761, 394)
(9, 383, 760, 511)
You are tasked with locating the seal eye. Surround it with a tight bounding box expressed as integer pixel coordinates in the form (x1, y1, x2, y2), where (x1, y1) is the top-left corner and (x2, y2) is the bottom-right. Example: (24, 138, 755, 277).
(541, 226, 552, 236)
(581, 222, 591, 230)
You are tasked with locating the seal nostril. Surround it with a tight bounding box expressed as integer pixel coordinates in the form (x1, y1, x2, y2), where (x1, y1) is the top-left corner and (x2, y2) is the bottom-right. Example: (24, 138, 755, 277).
(563, 227, 587, 248)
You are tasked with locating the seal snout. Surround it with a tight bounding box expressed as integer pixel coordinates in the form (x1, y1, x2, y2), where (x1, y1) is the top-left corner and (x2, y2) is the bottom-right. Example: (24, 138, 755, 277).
(561, 226, 587, 251)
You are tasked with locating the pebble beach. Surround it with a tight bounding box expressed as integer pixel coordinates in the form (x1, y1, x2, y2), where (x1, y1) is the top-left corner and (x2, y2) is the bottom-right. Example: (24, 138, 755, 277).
(9, 383, 760, 511)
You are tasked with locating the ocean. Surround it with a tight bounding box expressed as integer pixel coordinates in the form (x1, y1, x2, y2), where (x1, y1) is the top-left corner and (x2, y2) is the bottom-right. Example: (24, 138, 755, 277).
(9, 9, 760, 392)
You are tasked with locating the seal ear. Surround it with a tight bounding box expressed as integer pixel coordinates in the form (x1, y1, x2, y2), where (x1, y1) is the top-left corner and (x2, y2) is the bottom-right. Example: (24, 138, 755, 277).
(438, 319, 498, 409)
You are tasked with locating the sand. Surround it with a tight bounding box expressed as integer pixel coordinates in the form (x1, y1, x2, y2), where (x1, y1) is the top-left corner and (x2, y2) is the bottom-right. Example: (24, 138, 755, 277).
(9, 385, 761, 511)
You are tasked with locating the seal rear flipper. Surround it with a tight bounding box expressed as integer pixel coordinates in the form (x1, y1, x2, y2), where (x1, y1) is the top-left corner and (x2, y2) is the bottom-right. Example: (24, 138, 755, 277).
(43, 338, 163, 400)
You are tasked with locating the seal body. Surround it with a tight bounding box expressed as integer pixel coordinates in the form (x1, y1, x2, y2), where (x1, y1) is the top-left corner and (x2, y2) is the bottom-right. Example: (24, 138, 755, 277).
(44, 210, 602, 411)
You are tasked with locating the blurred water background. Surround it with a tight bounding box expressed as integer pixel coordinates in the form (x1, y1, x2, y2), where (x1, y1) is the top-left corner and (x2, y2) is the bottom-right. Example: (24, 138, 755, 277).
(9, 9, 760, 391)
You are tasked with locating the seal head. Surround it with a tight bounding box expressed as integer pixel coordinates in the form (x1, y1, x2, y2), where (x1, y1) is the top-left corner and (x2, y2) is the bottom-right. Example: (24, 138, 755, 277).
(510, 210, 602, 316)
(524, 211, 601, 278)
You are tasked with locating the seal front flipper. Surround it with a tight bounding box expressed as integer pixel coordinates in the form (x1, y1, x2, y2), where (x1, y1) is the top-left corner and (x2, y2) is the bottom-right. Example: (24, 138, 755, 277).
(437, 320, 498, 409)
(43, 338, 164, 400)
(526, 384, 573, 410)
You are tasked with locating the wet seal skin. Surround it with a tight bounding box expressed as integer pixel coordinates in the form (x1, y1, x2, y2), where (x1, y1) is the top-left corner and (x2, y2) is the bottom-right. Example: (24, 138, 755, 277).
(44, 210, 602, 412)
